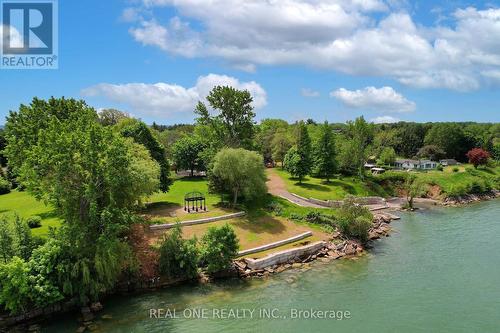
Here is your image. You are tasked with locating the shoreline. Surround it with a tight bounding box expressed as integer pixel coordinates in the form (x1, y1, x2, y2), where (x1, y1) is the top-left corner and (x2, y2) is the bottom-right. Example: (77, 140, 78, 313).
(2, 195, 499, 331)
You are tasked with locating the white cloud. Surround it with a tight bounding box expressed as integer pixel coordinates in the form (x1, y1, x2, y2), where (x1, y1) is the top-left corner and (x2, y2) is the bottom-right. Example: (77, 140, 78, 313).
(330, 86, 416, 112)
(301, 88, 320, 97)
(81, 74, 267, 117)
(125, 2, 500, 91)
(371, 115, 401, 123)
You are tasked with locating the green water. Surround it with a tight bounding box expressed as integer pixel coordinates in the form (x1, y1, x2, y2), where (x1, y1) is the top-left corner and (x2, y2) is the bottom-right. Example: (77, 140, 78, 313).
(45, 200, 500, 333)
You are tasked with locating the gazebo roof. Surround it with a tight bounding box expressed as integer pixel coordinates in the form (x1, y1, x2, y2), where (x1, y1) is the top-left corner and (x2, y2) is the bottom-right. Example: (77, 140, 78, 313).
(184, 191, 205, 201)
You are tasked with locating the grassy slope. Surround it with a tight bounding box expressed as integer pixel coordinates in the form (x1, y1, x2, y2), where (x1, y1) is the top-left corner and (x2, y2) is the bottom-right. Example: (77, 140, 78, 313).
(273, 168, 388, 200)
(0, 190, 61, 236)
(413, 164, 500, 196)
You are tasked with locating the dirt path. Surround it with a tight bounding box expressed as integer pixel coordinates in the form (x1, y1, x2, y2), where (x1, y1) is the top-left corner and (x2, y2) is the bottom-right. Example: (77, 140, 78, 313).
(266, 169, 325, 208)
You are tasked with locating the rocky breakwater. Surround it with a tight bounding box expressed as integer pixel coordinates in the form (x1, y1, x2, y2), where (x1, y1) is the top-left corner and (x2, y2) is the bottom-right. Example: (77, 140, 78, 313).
(234, 212, 396, 278)
(234, 239, 364, 278)
(368, 213, 393, 240)
(442, 190, 500, 206)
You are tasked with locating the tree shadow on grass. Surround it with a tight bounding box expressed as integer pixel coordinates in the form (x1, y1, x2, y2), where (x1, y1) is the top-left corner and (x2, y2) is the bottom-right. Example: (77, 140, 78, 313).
(142, 202, 182, 215)
(293, 182, 331, 192)
(38, 210, 60, 220)
(326, 180, 358, 195)
(231, 215, 286, 235)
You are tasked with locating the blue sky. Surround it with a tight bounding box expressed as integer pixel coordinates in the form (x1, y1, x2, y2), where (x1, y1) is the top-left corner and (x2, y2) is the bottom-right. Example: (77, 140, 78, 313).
(1, 0, 500, 125)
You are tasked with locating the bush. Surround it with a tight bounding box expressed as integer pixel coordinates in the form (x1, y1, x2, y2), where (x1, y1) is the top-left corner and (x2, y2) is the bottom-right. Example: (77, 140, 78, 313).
(26, 216, 42, 229)
(158, 225, 199, 279)
(200, 224, 239, 274)
(452, 167, 459, 173)
(436, 164, 443, 171)
(446, 184, 467, 198)
(335, 196, 373, 242)
(0, 177, 11, 195)
(0, 257, 31, 313)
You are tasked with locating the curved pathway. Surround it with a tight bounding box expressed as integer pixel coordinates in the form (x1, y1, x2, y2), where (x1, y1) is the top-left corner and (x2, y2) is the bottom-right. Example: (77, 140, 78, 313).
(266, 169, 325, 208)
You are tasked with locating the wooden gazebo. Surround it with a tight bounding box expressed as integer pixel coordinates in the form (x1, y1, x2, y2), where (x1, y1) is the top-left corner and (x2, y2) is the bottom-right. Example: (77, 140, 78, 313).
(184, 191, 206, 213)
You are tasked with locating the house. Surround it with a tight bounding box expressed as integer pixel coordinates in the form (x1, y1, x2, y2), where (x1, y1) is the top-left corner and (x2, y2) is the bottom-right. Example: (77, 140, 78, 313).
(395, 159, 438, 170)
(439, 159, 459, 166)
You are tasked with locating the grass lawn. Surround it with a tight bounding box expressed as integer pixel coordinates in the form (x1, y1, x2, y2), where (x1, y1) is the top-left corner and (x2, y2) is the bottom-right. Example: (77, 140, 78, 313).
(273, 168, 388, 200)
(142, 176, 237, 223)
(413, 164, 499, 195)
(148, 214, 331, 256)
(0, 190, 61, 236)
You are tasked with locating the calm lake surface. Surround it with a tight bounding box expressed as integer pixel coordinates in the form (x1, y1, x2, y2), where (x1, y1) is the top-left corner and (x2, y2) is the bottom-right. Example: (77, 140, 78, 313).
(45, 200, 500, 333)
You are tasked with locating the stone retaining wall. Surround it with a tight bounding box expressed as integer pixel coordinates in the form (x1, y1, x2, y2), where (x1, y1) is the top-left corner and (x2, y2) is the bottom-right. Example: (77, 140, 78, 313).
(290, 193, 386, 207)
(149, 211, 246, 231)
(237, 231, 312, 257)
(244, 241, 327, 270)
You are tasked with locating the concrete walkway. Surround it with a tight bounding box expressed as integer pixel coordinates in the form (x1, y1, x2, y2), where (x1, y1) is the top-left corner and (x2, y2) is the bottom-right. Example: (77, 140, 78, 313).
(266, 169, 325, 208)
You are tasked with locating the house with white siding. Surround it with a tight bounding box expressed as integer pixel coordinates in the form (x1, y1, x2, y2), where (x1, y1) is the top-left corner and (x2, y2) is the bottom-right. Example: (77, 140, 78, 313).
(395, 159, 438, 170)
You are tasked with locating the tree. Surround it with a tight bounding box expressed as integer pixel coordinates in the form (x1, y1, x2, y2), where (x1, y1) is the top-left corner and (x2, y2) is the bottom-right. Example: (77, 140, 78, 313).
(284, 121, 312, 183)
(118, 119, 171, 192)
(336, 196, 373, 243)
(416, 145, 446, 161)
(493, 142, 500, 161)
(271, 128, 292, 168)
(200, 224, 239, 274)
(210, 148, 267, 206)
(158, 224, 199, 279)
(346, 116, 374, 178)
(255, 119, 289, 165)
(98, 108, 129, 126)
(195, 86, 256, 149)
(404, 175, 425, 210)
(11, 214, 33, 261)
(0, 218, 13, 263)
(172, 136, 207, 176)
(4, 97, 158, 303)
(424, 123, 469, 161)
(394, 122, 427, 158)
(378, 147, 397, 166)
(312, 122, 336, 182)
(466, 148, 490, 168)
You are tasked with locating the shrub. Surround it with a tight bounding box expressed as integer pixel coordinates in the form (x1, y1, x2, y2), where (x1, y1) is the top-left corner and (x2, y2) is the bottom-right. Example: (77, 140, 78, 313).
(158, 225, 199, 279)
(446, 184, 467, 198)
(26, 216, 42, 229)
(436, 164, 443, 171)
(0, 177, 11, 195)
(200, 224, 239, 274)
(0, 257, 31, 313)
(335, 196, 373, 242)
(452, 167, 459, 173)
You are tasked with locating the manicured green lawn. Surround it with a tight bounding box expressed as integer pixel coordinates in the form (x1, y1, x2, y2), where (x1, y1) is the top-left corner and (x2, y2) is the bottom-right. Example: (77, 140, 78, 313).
(143, 176, 237, 222)
(274, 168, 388, 200)
(0, 190, 61, 236)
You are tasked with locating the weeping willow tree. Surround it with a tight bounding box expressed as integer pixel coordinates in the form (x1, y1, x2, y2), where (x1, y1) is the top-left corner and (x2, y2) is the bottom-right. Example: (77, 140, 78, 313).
(3, 97, 160, 304)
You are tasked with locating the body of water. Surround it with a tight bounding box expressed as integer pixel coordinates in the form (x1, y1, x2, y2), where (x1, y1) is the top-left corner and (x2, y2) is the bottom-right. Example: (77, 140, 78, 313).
(45, 200, 500, 332)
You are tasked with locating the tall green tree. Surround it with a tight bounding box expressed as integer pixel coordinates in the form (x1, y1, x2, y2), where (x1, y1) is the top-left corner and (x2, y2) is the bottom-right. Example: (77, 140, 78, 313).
(195, 86, 256, 149)
(271, 128, 292, 168)
(312, 122, 337, 182)
(4, 97, 158, 303)
(117, 119, 171, 192)
(346, 116, 374, 178)
(424, 123, 469, 161)
(285, 121, 312, 183)
(210, 148, 267, 206)
(172, 136, 207, 176)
